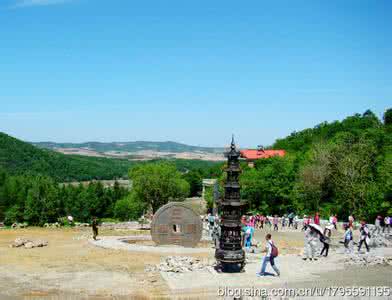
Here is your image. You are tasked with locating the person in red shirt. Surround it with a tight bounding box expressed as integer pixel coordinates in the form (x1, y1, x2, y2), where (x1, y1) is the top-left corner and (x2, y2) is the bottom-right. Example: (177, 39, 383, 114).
(314, 212, 320, 225)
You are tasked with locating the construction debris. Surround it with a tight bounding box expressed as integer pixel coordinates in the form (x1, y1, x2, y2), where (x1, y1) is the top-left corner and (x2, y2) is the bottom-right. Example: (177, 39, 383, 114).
(145, 256, 212, 273)
(10, 238, 48, 249)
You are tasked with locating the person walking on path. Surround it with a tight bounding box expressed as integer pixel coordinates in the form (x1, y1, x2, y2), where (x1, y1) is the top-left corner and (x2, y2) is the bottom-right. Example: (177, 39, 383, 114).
(273, 215, 279, 231)
(384, 216, 391, 233)
(92, 217, 99, 240)
(348, 215, 355, 229)
(375, 216, 382, 234)
(259, 215, 265, 229)
(293, 215, 299, 230)
(358, 220, 370, 253)
(303, 215, 312, 230)
(320, 224, 333, 257)
(265, 216, 272, 229)
(332, 215, 338, 230)
(208, 213, 215, 237)
(288, 212, 295, 228)
(281, 215, 287, 228)
(303, 226, 319, 261)
(343, 224, 353, 253)
(257, 234, 280, 277)
(244, 224, 254, 250)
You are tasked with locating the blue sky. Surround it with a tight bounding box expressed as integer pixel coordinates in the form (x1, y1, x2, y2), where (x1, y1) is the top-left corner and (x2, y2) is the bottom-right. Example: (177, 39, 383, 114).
(0, 0, 391, 147)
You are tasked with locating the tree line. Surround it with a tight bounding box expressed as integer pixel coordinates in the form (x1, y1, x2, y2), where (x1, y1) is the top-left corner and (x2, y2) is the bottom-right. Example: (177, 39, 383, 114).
(0, 171, 129, 225)
(0, 109, 390, 224)
(239, 109, 392, 221)
(0, 160, 216, 225)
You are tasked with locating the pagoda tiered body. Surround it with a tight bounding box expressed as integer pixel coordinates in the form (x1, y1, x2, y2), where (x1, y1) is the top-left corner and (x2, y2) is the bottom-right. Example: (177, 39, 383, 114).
(215, 137, 245, 271)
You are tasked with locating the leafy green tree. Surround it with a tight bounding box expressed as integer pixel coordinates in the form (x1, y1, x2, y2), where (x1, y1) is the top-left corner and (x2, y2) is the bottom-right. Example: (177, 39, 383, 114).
(183, 170, 203, 197)
(241, 156, 296, 214)
(4, 205, 23, 225)
(129, 161, 190, 212)
(24, 176, 59, 225)
(383, 108, 392, 126)
(294, 143, 332, 214)
(114, 192, 146, 221)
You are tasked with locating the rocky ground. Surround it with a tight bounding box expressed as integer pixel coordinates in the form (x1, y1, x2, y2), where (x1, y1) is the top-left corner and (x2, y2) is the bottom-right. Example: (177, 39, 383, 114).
(0, 226, 391, 299)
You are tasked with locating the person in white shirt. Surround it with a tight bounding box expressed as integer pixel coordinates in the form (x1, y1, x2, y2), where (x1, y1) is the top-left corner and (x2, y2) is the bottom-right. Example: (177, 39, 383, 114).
(257, 234, 280, 277)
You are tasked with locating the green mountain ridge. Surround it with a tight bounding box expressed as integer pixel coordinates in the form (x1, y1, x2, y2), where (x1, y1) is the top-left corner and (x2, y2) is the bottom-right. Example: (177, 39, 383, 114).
(0, 132, 134, 182)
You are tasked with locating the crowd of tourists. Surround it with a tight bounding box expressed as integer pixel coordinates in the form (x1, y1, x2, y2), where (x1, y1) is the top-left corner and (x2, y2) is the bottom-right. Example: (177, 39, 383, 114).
(205, 211, 392, 277)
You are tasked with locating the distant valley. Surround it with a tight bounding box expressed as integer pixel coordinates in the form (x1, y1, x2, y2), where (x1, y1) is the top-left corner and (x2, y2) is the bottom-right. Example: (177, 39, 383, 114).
(32, 141, 226, 161)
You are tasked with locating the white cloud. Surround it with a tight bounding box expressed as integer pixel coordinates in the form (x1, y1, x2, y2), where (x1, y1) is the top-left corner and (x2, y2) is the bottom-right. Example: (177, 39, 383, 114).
(11, 0, 74, 8)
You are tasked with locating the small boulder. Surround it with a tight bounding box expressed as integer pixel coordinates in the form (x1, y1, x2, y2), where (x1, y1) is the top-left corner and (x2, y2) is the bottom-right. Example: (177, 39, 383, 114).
(33, 240, 48, 247)
(11, 238, 31, 248)
(24, 242, 34, 249)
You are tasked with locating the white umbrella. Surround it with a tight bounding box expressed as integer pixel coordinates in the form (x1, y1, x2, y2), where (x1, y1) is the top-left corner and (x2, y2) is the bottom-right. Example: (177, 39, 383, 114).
(326, 224, 334, 230)
(308, 223, 324, 236)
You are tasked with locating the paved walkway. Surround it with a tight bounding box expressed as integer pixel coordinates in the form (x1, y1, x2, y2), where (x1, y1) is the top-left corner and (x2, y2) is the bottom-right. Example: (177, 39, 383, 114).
(89, 235, 212, 254)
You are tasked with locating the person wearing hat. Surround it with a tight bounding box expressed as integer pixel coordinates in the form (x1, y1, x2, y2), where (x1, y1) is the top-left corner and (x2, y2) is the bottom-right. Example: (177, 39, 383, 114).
(320, 224, 333, 257)
(358, 220, 370, 253)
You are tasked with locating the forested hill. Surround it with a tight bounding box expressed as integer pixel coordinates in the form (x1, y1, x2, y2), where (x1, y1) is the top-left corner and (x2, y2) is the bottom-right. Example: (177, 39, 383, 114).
(272, 110, 387, 153)
(0, 132, 134, 182)
(240, 109, 392, 221)
(33, 141, 223, 153)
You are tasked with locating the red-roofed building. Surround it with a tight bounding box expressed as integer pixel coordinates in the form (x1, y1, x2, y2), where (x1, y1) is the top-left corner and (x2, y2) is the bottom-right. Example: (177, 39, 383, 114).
(240, 149, 286, 167)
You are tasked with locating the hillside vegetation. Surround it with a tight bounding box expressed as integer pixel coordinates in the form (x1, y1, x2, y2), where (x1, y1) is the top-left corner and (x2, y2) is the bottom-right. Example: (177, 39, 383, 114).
(239, 109, 392, 220)
(0, 132, 134, 182)
(1, 133, 220, 183)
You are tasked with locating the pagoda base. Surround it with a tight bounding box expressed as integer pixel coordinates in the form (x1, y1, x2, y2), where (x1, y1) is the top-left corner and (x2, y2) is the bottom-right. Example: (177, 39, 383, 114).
(215, 248, 245, 272)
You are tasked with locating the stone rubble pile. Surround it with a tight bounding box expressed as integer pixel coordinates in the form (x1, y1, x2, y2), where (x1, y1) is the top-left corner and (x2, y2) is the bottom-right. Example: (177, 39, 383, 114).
(10, 238, 48, 249)
(44, 222, 61, 228)
(100, 221, 151, 230)
(145, 256, 212, 273)
(344, 253, 392, 267)
(74, 223, 90, 227)
(369, 233, 392, 248)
